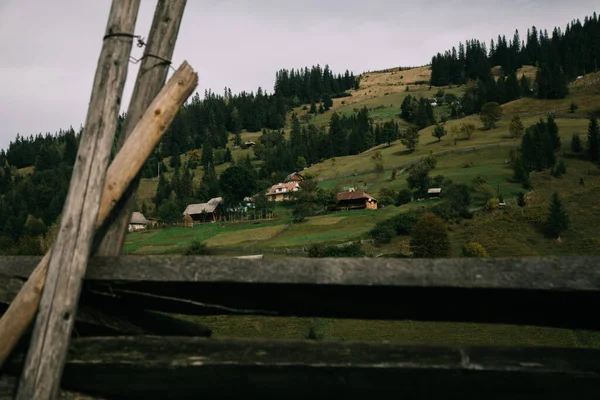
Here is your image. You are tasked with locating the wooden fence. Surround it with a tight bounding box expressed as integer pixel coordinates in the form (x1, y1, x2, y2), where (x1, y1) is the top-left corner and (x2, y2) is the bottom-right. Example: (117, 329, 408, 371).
(1, 255, 600, 398)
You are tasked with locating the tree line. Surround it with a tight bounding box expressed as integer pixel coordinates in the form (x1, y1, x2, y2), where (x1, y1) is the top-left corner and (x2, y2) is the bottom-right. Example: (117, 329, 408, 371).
(430, 12, 600, 100)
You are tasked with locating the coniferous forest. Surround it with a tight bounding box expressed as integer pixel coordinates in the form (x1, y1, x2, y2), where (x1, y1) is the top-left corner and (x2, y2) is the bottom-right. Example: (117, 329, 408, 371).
(430, 13, 600, 104)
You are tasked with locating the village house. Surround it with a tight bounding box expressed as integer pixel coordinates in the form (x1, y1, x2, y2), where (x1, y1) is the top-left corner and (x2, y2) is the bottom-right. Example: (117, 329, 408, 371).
(336, 190, 378, 210)
(428, 188, 442, 199)
(128, 212, 149, 232)
(284, 172, 305, 183)
(242, 141, 256, 149)
(266, 182, 300, 202)
(182, 197, 224, 225)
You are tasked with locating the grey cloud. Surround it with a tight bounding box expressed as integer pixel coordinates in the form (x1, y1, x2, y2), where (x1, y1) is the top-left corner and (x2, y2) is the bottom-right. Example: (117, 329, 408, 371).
(1, 0, 598, 150)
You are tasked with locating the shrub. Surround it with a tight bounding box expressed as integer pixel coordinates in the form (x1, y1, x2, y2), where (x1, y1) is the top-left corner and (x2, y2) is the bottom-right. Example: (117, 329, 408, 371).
(185, 239, 214, 256)
(485, 197, 499, 210)
(308, 242, 365, 257)
(570, 101, 578, 113)
(462, 242, 490, 258)
(517, 192, 526, 207)
(553, 159, 567, 177)
(409, 213, 450, 258)
(396, 189, 412, 206)
(369, 222, 396, 244)
(378, 195, 395, 207)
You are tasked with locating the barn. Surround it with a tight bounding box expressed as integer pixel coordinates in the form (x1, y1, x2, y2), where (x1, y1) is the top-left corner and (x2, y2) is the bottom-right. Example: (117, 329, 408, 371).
(183, 197, 224, 223)
(336, 190, 378, 210)
(128, 212, 149, 232)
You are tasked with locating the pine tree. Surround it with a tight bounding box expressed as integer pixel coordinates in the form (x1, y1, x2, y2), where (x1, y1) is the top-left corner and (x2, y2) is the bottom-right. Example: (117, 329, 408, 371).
(588, 116, 599, 161)
(571, 133, 582, 153)
(309, 101, 317, 114)
(201, 135, 214, 168)
(329, 112, 348, 156)
(546, 114, 561, 151)
(546, 191, 570, 238)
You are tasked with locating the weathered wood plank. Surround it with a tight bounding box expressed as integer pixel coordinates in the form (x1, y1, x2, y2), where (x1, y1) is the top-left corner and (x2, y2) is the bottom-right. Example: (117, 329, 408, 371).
(16, 1, 141, 396)
(2, 255, 599, 290)
(0, 375, 105, 400)
(0, 276, 209, 338)
(0, 62, 198, 371)
(4, 256, 599, 329)
(4, 337, 600, 399)
(95, 0, 188, 256)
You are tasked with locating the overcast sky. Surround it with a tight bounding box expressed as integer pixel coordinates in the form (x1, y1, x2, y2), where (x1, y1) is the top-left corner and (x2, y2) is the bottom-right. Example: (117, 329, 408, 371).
(0, 0, 597, 150)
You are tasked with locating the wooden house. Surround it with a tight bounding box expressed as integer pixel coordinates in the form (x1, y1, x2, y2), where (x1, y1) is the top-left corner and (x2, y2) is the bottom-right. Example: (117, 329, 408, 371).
(428, 188, 442, 199)
(183, 197, 224, 223)
(128, 212, 149, 232)
(336, 190, 378, 210)
(284, 172, 305, 183)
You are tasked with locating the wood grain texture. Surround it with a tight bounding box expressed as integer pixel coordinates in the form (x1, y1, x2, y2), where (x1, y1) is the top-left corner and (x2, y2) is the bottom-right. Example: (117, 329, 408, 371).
(3, 255, 598, 290)
(3, 256, 599, 329)
(15, 2, 142, 398)
(0, 62, 197, 372)
(4, 337, 600, 399)
(96, 0, 187, 256)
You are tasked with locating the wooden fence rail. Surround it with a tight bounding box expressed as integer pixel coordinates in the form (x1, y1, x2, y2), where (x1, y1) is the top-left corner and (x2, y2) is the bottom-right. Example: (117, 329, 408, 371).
(2, 255, 600, 398)
(2, 256, 600, 330)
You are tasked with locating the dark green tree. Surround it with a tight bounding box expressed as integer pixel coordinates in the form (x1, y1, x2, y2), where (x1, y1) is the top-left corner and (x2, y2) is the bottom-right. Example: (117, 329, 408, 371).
(410, 212, 450, 258)
(546, 191, 570, 238)
(432, 124, 446, 142)
(588, 116, 599, 161)
(400, 125, 420, 153)
(219, 165, 258, 206)
(480, 102, 502, 130)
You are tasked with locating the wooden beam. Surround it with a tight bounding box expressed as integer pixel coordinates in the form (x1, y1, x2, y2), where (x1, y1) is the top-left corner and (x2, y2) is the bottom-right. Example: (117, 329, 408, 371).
(4, 337, 600, 399)
(95, 0, 187, 256)
(0, 61, 198, 371)
(2, 256, 599, 329)
(0, 375, 105, 400)
(15, 2, 141, 397)
(2, 255, 598, 291)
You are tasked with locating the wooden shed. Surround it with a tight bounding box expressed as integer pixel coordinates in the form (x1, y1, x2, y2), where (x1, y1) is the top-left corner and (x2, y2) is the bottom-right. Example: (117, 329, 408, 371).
(336, 190, 378, 210)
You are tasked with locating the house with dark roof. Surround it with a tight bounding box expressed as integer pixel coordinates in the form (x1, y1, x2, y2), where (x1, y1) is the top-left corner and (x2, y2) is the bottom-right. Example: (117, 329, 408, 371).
(284, 172, 305, 183)
(336, 190, 378, 210)
(183, 197, 224, 223)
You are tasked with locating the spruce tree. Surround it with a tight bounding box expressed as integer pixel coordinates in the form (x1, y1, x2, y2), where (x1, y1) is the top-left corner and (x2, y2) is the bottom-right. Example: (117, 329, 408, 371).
(571, 134, 582, 153)
(546, 114, 561, 151)
(588, 116, 599, 161)
(546, 191, 570, 238)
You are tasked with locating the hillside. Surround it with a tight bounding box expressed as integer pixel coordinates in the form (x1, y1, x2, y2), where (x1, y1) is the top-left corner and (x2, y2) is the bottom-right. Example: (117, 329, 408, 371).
(124, 65, 600, 259)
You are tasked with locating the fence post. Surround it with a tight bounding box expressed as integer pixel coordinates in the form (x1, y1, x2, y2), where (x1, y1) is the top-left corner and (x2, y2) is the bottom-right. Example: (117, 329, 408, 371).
(15, 1, 141, 398)
(95, 0, 188, 256)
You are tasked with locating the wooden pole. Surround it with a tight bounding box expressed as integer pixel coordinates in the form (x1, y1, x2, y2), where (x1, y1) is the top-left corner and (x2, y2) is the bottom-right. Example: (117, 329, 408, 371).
(0, 62, 197, 375)
(95, 0, 187, 256)
(15, 1, 141, 397)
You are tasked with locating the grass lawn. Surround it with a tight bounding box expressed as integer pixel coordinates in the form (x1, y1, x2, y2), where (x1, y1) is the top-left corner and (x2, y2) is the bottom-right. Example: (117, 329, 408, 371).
(124, 218, 289, 254)
(183, 315, 600, 349)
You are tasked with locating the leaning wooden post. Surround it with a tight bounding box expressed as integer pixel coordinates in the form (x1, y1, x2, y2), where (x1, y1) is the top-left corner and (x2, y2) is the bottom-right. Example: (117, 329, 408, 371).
(0, 62, 197, 378)
(96, 0, 187, 256)
(15, 1, 141, 398)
